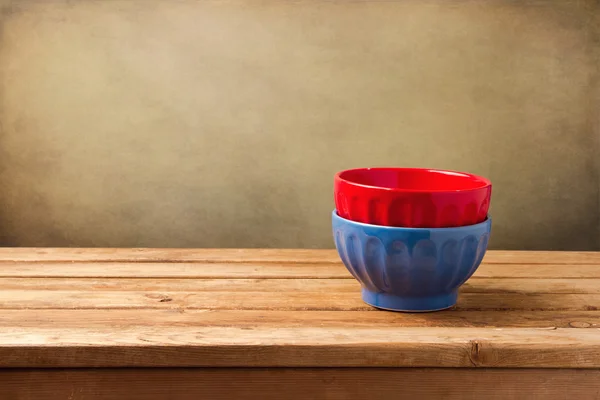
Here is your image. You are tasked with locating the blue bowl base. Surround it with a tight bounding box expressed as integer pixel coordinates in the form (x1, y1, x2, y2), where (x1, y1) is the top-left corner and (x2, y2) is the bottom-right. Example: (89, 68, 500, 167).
(361, 288, 458, 313)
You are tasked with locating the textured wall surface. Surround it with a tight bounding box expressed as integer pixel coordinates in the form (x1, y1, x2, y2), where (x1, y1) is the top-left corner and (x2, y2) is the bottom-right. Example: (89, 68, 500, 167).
(0, 0, 598, 249)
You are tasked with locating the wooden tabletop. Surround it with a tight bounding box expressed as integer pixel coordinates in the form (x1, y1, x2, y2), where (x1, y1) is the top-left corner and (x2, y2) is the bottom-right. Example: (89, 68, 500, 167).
(0, 248, 599, 371)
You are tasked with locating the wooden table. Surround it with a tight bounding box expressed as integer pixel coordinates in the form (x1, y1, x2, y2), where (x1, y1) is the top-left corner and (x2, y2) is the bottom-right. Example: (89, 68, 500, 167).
(0, 248, 599, 399)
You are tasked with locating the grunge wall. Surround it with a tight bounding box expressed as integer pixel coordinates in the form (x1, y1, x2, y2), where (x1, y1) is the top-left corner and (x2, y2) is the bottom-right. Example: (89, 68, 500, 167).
(0, 0, 598, 249)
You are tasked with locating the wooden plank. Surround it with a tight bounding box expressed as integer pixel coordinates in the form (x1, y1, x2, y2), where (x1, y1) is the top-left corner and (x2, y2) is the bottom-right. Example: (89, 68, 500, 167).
(0, 248, 341, 263)
(0, 309, 597, 329)
(0, 277, 599, 294)
(2, 368, 599, 400)
(0, 290, 597, 311)
(484, 251, 600, 265)
(0, 326, 599, 368)
(0, 278, 360, 292)
(0, 262, 350, 278)
(462, 279, 600, 294)
(0, 261, 599, 279)
(0, 248, 599, 265)
(474, 264, 600, 279)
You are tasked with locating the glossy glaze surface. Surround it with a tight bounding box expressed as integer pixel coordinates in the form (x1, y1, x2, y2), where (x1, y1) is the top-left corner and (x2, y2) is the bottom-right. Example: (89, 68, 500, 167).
(332, 211, 491, 312)
(334, 168, 492, 228)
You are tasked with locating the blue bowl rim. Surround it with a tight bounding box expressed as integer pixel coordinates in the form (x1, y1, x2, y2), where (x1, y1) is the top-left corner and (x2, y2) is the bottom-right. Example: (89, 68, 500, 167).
(332, 210, 491, 232)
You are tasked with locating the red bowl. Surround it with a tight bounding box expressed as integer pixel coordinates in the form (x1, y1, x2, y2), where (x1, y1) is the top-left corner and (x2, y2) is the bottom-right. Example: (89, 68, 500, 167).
(334, 168, 491, 228)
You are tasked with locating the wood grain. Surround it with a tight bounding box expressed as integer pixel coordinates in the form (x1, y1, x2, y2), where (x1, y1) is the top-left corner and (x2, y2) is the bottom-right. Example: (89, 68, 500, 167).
(0, 290, 597, 311)
(2, 368, 599, 400)
(0, 248, 599, 264)
(0, 309, 598, 329)
(0, 327, 599, 368)
(0, 277, 598, 293)
(0, 262, 599, 278)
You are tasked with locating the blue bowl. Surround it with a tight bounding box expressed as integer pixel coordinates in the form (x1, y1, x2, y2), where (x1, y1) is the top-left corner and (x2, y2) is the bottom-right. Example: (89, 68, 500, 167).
(332, 210, 491, 312)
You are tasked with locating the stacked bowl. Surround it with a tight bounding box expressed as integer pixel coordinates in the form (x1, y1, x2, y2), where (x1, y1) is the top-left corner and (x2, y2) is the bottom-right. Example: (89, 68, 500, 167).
(332, 167, 492, 312)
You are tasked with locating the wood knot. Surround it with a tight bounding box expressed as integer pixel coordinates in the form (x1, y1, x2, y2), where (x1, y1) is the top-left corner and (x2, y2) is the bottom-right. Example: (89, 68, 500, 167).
(569, 321, 591, 328)
(146, 293, 173, 302)
(469, 340, 483, 366)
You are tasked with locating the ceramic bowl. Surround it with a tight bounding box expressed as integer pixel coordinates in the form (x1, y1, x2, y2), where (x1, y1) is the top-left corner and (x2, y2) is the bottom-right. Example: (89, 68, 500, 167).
(332, 210, 491, 312)
(334, 167, 492, 228)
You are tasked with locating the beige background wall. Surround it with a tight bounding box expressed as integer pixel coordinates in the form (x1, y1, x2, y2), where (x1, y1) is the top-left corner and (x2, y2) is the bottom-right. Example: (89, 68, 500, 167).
(0, 0, 598, 250)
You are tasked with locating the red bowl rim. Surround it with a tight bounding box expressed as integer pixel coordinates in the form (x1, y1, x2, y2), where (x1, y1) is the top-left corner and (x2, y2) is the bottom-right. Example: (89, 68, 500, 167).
(335, 167, 492, 194)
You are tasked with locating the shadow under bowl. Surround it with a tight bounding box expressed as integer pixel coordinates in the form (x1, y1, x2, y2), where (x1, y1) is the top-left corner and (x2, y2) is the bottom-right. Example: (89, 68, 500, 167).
(332, 210, 492, 312)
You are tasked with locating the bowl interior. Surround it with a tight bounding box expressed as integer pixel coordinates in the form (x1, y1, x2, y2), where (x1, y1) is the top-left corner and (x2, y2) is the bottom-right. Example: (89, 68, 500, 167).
(338, 168, 490, 192)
